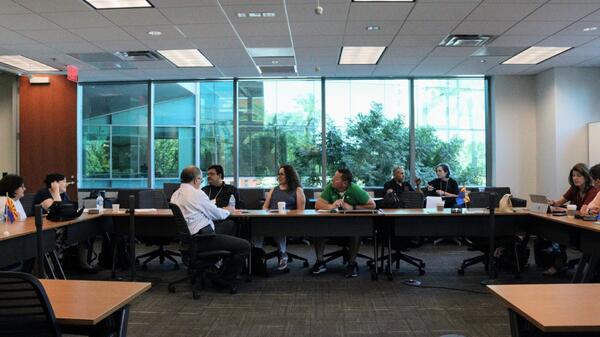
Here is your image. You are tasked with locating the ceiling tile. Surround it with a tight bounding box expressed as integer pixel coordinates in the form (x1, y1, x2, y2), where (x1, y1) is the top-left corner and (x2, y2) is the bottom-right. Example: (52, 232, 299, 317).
(50, 41, 103, 53)
(348, 3, 413, 21)
(234, 21, 290, 37)
(297, 65, 336, 76)
(151, 0, 215, 7)
(221, 4, 286, 23)
(176, 23, 236, 38)
(372, 64, 414, 76)
(41, 11, 115, 29)
(410, 64, 455, 76)
(342, 35, 395, 46)
(242, 35, 291, 48)
(160, 6, 228, 24)
(488, 34, 546, 47)
(218, 66, 260, 77)
(293, 35, 343, 48)
(120, 25, 187, 40)
(0, 0, 31, 14)
(486, 64, 533, 76)
(344, 20, 403, 36)
(407, 2, 479, 21)
(428, 46, 480, 57)
(504, 21, 572, 35)
(561, 46, 600, 56)
(537, 34, 596, 47)
(390, 34, 446, 47)
(378, 54, 423, 66)
(92, 40, 149, 52)
(453, 21, 516, 35)
(70, 26, 135, 42)
(101, 8, 171, 26)
(0, 28, 37, 44)
(526, 3, 600, 21)
(190, 37, 243, 49)
(466, 3, 541, 21)
(399, 21, 459, 35)
(287, 3, 350, 22)
(336, 65, 376, 76)
(15, 0, 91, 13)
(291, 21, 346, 36)
(18, 29, 86, 43)
(419, 56, 465, 66)
(555, 21, 600, 36)
(140, 38, 196, 50)
(0, 14, 62, 30)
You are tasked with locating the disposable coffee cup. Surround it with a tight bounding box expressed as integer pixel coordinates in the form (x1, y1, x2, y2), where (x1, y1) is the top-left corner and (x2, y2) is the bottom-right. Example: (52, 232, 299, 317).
(112, 204, 120, 213)
(277, 201, 286, 214)
(436, 202, 445, 212)
(567, 204, 577, 218)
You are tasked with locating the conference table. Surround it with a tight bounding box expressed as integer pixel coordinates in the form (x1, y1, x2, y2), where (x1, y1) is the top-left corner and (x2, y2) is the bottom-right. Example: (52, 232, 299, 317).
(41, 279, 151, 337)
(2, 207, 600, 281)
(488, 284, 600, 336)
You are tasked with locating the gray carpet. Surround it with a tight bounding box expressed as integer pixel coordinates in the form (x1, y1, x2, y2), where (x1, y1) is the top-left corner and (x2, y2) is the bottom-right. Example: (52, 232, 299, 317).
(69, 241, 575, 337)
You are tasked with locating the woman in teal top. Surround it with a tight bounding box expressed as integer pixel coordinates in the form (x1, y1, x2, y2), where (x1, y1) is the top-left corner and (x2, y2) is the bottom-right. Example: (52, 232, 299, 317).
(257, 165, 305, 271)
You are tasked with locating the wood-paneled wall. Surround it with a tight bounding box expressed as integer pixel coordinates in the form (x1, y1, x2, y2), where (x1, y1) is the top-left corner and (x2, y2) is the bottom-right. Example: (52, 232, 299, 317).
(19, 75, 77, 199)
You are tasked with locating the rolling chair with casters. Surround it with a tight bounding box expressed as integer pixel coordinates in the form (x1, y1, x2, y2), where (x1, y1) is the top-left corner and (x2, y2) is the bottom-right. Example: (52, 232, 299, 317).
(373, 191, 426, 278)
(0, 271, 62, 337)
(263, 247, 310, 273)
(136, 190, 181, 270)
(166, 203, 235, 299)
(458, 192, 490, 275)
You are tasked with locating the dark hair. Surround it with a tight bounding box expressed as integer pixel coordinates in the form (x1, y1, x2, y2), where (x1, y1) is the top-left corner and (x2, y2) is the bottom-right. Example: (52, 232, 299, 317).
(436, 164, 450, 178)
(0, 174, 24, 198)
(279, 164, 301, 191)
(180, 166, 201, 183)
(44, 173, 65, 188)
(337, 168, 353, 184)
(569, 163, 592, 192)
(590, 164, 600, 180)
(207, 165, 224, 179)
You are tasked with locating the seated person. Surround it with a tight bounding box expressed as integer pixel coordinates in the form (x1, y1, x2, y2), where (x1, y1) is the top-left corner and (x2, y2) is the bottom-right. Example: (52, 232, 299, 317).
(0, 174, 27, 221)
(581, 163, 600, 216)
(171, 166, 250, 287)
(254, 165, 305, 271)
(202, 164, 240, 236)
(427, 164, 459, 208)
(545, 163, 598, 276)
(384, 166, 414, 195)
(33, 173, 96, 272)
(312, 168, 375, 278)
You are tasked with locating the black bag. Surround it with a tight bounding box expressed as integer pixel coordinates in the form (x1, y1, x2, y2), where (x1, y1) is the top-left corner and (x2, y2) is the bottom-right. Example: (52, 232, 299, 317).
(533, 237, 560, 269)
(494, 236, 530, 273)
(250, 247, 267, 277)
(98, 235, 131, 270)
(47, 201, 84, 221)
(380, 192, 404, 209)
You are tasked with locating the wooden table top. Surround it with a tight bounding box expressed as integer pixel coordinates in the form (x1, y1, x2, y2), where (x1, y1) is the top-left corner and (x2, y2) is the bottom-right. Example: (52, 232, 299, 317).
(0, 213, 103, 242)
(488, 284, 600, 332)
(40, 279, 151, 326)
(527, 211, 600, 233)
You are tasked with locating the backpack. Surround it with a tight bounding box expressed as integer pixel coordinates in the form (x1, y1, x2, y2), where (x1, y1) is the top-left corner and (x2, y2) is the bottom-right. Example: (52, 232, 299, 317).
(380, 192, 405, 209)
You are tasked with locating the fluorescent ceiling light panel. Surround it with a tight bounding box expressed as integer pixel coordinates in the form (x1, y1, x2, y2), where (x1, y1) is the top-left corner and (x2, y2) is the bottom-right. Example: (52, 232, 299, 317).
(502, 46, 572, 65)
(157, 49, 213, 67)
(84, 0, 152, 9)
(0, 55, 59, 72)
(339, 46, 386, 65)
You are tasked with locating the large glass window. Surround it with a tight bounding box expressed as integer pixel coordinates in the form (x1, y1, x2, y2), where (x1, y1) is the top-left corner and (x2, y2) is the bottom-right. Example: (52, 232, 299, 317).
(414, 79, 486, 186)
(238, 79, 322, 188)
(200, 81, 234, 184)
(81, 83, 148, 188)
(325, 80, 410, 186)
(153, 82, 197, 188)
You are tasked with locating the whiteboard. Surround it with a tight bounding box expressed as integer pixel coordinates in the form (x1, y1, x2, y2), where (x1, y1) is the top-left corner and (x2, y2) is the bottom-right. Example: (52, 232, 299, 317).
(590, 122, 600, 166)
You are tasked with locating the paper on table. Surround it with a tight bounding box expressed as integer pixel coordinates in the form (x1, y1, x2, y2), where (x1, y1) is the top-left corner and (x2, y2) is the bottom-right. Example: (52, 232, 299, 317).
(425, 196, 443, 208)
(135, 208, 157, 213)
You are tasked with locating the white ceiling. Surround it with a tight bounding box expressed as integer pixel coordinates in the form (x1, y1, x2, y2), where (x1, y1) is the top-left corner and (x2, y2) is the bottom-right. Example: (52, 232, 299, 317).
(0, 0, 599, 81)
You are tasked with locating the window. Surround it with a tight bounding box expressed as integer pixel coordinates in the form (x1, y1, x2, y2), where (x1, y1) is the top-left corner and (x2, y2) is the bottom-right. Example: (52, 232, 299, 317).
(153, 82, 197, 188)
(81, 83, 148, 188)
(325, 80, 410, 186)
(414, 79, 486, 186)
(237, 79, 322, 188)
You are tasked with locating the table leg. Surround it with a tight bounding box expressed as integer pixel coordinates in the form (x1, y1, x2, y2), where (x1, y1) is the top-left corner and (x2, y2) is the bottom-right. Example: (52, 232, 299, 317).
(388, 222, 393, 280)
(372, 224, 378, 280)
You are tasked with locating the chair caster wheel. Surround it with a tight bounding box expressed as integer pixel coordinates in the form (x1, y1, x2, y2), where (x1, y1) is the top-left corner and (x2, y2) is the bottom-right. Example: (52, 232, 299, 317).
(141, 264, 148, 270)
(419, 269, 425, 276)
(168, 286, 175, 293)
(458, 269, 465, 275)
(303, 261, 309, 268)
(283, 268, 290, 273)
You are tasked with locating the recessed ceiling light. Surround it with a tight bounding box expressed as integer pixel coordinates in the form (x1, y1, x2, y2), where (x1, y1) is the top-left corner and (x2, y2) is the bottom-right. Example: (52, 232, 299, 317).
(83, 0, 152, 9)
(248, 12, 261, 17)
(502, 46, 572, 65)
(237, 12, 247, 17)
(157, 49, 214, 68)
(262, 12, 276, 17)
(0, 55, 59, 72)
(583, 26, 598, 32)
(366, 26, 380, 31)
(148, 31, 162, 36)
(339, 46, 386, 65)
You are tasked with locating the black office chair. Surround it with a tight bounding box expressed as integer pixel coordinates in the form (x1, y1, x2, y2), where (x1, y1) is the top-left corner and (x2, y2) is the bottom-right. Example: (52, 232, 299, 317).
(20, 193, 35, 217)
(0, 271, 62, 337)
(162, 183, 180, 201)
(375, 191, 426, 275)
(458, 192, 491, 275)
(135, 190, 181, 270)
(166, 203, 234, 299)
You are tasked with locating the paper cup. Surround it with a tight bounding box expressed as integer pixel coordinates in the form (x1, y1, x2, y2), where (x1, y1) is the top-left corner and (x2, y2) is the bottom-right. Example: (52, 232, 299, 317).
(112, 204, 120, 213)
(277, 201, 286, 214)
(436, 202, 445, 212)
(567, 204, 577, 218)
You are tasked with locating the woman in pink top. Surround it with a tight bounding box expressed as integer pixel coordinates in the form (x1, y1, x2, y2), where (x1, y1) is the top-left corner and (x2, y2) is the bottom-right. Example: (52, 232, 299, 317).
(581, 163, 600, 215)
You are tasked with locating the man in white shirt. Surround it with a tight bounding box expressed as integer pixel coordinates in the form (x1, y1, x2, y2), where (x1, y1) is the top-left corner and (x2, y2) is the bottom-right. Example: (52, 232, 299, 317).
(171, 166, 250, 286)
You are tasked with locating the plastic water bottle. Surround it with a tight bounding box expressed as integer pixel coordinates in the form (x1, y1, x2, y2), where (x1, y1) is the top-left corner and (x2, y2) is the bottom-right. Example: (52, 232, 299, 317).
(228, 194, 236, 209)
(96, 193, 104, 211)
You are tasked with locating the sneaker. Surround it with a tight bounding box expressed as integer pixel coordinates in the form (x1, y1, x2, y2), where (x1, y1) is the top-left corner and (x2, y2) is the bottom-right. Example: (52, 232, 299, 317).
(345, 262, 358, 278)
(277, 253, 288, 271)
(311, 261, 327, 274)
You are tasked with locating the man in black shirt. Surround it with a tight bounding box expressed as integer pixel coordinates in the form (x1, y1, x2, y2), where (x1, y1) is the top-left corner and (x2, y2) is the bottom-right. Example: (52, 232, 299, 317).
(202, 165, 240, 208)
(383, 166, 414, 196)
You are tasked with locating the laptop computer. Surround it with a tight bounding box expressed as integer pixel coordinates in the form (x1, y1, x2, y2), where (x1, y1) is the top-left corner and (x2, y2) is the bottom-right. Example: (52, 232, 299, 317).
(529, 194, 550, 213)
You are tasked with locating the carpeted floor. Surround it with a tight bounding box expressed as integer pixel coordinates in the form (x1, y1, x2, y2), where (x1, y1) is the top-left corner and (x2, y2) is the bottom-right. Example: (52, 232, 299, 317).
(67, 241, 574, 337)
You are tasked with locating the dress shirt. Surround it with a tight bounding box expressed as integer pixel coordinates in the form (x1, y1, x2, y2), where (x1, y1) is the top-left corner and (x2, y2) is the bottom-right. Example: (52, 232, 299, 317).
(170, 183, 230, 235)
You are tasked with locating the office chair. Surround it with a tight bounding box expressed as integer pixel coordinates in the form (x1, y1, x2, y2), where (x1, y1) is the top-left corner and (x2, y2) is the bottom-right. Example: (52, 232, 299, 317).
(20, 193, 35, 217)
(374, 191, 426, 275)
(162, 183, 180, 201)
(458, 192, 490, 275)
(135, 190, 181, 270)
(0, 271, 62, 337)
(166, 203, 234, 299)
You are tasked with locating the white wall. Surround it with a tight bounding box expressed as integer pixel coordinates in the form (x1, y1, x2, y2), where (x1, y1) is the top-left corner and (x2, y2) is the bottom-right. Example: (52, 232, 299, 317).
(491, 75, 537, 199)
(534, 69, 559, 197)
(0, 73, 17, 175)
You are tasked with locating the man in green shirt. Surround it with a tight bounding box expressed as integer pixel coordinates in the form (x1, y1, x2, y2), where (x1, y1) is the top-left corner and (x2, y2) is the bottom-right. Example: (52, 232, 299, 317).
(312, 168, 375, 277)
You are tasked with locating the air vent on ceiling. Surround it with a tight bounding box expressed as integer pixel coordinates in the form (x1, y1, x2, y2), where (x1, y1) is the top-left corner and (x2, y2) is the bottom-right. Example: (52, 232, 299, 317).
(114, 51, 163, 62)
(258, 65, 297, 75)
(439, 35, 492, 47)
